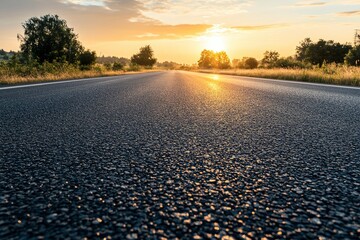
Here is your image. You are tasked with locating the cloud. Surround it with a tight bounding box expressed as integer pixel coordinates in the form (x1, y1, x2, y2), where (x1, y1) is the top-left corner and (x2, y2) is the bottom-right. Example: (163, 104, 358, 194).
(233, 24, 288, 31)
(294, 1, 327, 7)
(62, 0, 107, 7)
(131, 24, 212, 40)
(138, 0, 252, 25)
(0, 0, 294, 45)
(337, 10, 360, 16)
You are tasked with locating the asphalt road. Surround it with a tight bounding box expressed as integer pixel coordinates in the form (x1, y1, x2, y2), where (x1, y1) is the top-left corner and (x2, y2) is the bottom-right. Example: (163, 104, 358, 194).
(0, 71, 359, 239)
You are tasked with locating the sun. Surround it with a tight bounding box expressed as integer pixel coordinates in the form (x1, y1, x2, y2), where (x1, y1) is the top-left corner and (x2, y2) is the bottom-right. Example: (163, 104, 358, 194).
(205, 35, 226, 52)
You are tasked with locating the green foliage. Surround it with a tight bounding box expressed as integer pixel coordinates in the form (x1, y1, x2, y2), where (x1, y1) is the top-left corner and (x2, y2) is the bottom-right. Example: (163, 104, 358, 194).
(157, 61, 181, 70)
(244, 57, 258, 69)
(112, 62, 124, 71)
(97, 56, 130, 66)
(18, 14, 84, 64)
(234, 57, 258, 69)
(127, 63, 140, 72)
(131, 45, 157, 68)
(261, 51, 279, 67)
(104, 63, 112, 71)
(272, 57, 311, 69)
(295, 38, 312, 62)
(79, 50, 97, 70)
(295, 38, 352, 67)
(0, 54, 78, 78)
(198, 50, 231, 69)
(0, 49, 16, 62)
(345, 46, 360, 66)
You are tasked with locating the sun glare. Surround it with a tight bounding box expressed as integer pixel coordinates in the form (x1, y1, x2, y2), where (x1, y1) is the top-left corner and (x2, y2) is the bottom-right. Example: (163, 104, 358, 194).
(205, 36, 226, 52)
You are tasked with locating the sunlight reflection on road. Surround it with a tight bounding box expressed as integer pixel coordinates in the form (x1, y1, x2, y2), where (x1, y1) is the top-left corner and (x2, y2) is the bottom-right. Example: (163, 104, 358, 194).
(210, 75, 220, 81)
(208, 82, 220, 91)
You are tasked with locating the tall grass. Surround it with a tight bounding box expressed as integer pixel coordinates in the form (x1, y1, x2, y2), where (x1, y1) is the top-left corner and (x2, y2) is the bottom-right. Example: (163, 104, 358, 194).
(198, 65, 360, 87)
(0, 61, 155, 85)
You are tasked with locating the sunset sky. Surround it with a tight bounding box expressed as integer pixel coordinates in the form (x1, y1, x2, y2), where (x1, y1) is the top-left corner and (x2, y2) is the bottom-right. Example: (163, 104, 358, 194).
(1, 0, 359, 64)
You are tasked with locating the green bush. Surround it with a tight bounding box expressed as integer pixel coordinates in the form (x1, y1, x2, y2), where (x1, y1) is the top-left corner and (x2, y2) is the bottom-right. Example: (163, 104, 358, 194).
(244, 58, 258, 69)
(104, 63, 112, 71)
(127, 64, 140, 72)
(112, 62, 124, 71)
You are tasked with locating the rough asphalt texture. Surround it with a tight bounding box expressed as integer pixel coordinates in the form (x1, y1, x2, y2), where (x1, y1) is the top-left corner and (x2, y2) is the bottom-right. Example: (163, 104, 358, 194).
(0, 71, 359, 239)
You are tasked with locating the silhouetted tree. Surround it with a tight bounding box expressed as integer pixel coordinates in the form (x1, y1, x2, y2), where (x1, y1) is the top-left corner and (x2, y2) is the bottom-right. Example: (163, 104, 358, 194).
(244, 57, 258, 69)
(131, 45, 157, 68)
(79, 50, 96, 69)
(345, 46, 360, 66)
(272, 56, 309, 69)
(295, 38, 352, 66)
(296, 38, 312, 62)
(18, 14, 84, 64)
(262, 51, 279, 67)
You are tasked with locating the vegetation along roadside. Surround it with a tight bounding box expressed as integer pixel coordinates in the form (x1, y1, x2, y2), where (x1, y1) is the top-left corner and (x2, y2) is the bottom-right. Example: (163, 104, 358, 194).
(1, 14, 360, 86)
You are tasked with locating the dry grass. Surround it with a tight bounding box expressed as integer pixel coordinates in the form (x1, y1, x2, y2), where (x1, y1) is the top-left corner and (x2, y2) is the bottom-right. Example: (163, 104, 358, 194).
(197, 66, 360, 87)
(0, 66, 158, 85)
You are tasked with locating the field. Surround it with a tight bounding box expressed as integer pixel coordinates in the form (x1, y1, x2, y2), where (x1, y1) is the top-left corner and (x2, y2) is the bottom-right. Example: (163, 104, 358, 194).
(0, 63, 154, 85)
(1, 61, 360, 87)
(198, 65, 360, 87)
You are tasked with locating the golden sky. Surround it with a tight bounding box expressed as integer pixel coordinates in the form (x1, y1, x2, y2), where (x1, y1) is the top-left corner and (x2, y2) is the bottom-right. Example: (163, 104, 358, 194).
(1, 0, 359, 64)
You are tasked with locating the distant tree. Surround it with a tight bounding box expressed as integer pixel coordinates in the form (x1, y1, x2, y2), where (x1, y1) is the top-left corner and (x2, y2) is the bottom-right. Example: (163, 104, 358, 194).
(97, 56, 130, 66)
(272, 56, 309, 69)
(112, 62, 124, 71)
(79, 50, 96, 69)
(244, 57, 258, 69)
(295, 38, 352, 67)
(232, 59, 241, 68)
(345, 46, 360, 66)
(157, 61, 181, 70)
(104, 63, 112, 71)
(198, 50, 231, 69)
(18, 14, 84, 64)
(131, 45, 157, 68)
(262, 51, 280, 67)
(198, 49, 216, 69)
(296, 38, 312, 62)
(215, 51, 231, 69)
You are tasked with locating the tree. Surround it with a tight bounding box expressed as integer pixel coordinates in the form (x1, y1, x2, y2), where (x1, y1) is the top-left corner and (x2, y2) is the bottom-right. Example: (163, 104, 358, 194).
(262, 51, 279, 67)
(244, 57, 258, 69)
(215, 51, 231, 69)
(198, 50, 231, 69)
(131, 45, 157, 68)
(232, 59, 241, 68)
(198, 49, 216, 69)
(345, 46, 360, 66)
(295, 38, 352, 67)
(112, 62, 124, 71)
(18, 14, 83, 64)
(79, 50, 96, 69)
(296, 38, 312, 62)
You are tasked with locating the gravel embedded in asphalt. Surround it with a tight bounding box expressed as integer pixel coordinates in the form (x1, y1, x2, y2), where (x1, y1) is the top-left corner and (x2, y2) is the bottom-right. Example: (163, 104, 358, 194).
(0, 71, 359, 239)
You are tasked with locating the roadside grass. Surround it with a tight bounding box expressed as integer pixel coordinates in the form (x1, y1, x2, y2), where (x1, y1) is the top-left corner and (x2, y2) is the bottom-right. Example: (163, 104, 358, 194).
(0, 63, 158, 85)
(197, 65, 360, 87)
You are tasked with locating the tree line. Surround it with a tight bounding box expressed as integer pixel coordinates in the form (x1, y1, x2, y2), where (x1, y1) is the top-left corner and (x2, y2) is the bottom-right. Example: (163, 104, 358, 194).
(198, 37, 360, 69)
(1, 14, 157, 74)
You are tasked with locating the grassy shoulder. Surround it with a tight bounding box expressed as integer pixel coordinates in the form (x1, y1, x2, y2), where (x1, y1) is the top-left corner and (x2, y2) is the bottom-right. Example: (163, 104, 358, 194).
(196, 65, 360, 87)
(0, 63, 158, 85)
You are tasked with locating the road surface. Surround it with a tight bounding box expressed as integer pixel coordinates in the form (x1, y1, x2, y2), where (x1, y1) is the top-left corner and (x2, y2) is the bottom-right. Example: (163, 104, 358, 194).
(1, 71, 359, 239)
